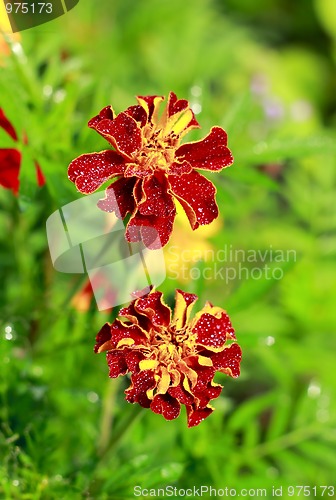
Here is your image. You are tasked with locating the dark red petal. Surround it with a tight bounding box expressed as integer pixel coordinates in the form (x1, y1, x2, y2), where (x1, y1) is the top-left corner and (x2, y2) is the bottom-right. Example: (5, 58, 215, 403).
(192, 381, 222, 409)
(168, 384, 194, 406)
(95, 112, 142, 158)
(167, 91, 200, 130)
(193, 312, 234, 348)
(137, 95, 163, 121)
(175, 127, 233, 171)
(167, 91, 189, 117)
(88, 105, 114, 129)
(107, 350, 128, 377)
(119, 301, 153, 332)
(209, 343, 242, 377)
(0, 108, 18, 141)
(150, 393, 180, 420)
(0, 148, 21, 194)
(176, 289, 198, 308)
(124, 350, 146, 373)
(169, 160, 192, 176)
(138, 172, 175, 217)
(186, 357, 216, 387)
(168, 170, 218, 229)
(125, 371, 156, 408)
(109, 319, 148, 348)
(94, 323, 112, 353)
(187, 405, 213, 427)
(124, 105, 148, 127)
(134, 291, 171, 327)
(97, 177, 136, 218)
(35, 162, 45, 187)
(68, 150, 125, 194)
(126, 210, 176, 249)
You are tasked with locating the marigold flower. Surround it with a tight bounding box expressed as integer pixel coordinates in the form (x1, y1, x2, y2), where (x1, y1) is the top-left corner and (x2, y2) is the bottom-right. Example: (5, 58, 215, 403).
(68, 92, 233, 248)
(95, 288, 242, 427)
(0, 108, 45, 194)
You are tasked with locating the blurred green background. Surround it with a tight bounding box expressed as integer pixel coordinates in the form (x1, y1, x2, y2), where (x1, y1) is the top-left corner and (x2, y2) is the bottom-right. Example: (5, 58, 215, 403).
(1, 0, 336, 498)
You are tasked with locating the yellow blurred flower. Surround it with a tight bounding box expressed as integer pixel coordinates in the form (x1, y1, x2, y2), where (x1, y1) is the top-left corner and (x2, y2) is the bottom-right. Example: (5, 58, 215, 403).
(0, 3, 20, 61)
(164, 200, 222, 283)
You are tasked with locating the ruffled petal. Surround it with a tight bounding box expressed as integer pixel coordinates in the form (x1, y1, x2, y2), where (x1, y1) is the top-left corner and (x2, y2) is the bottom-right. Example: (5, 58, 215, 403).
(0, 148, 21, 194)
(97, 177, 136, 218)
(192, 312, 234, 349)
(168, 384, 194, 406)
(126, 210, 176, 249)
(134, 290, 171, 327)
(94, 323, 112, 353)
(88, 105, 115, 129)
(138, 172, 175, 217)
(175, 126, 233, 171)
(136, 95, 164, 124)
(172, 289, 198, 330)
(209, 343, 242, 377)
(168, 170, 218, 229)
(68, 150, 126, 194)
(95, 112, 142, 159)
(107, 350, 128, 378)
(124, 105, 148, 128)
(125, 371, 156, 408)
(150, 393, 180, 420)
(187, 405, 213, 427)
(162, 91, 200, 137)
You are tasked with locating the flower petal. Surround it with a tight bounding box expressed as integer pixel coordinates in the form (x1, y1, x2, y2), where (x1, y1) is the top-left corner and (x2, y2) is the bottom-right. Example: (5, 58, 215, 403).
(68, 150, 126, 193)
(0, 149, 21, 194)
(172, 289, 198, 330)
(150, 393, 180, 420)
(95, 112, 142, 159)
(35, 162, 45, 187)
(134, 290, 171, 327)
(210, 343, 242, 377)
(187, 405, 213, 427)
(168, 170, 218, 229)
(107, 350, 128, 377)
(175, 126, 233, 171)
(126, 210, 176, 249)
(94, 323, 112, 353)
(162, 91, 200, 137)
(138, 173, 175, 217)
(0, 108, 18, 141)
(168, 384, 194, 406)
(125, 370, 156, 408)
(88, 105, 115, 129)
(136, 95, 164, 124)
(97, 177, 136, 218)
(193, 311, 234, 349)
(124, 105, 148, 127)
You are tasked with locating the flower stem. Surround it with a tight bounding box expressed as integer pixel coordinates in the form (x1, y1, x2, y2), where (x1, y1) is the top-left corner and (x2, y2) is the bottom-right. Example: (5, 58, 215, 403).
(97, 378, 120, 457)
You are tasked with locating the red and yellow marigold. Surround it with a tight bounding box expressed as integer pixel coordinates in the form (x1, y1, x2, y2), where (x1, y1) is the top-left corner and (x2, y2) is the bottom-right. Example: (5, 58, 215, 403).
(95, 288, 242, 427)
(68, 92, 233, 248)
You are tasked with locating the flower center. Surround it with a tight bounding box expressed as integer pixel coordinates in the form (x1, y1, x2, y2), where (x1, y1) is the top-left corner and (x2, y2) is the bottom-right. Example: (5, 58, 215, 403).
(136, 126, 179, 173)
(152, 326, 197, 364)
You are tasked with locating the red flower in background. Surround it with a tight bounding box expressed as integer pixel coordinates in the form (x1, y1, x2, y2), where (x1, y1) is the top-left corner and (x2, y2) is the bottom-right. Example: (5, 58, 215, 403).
(95, 288, 242, 427)
(68, 92, 233, 248)
(0, 108, 45, 195)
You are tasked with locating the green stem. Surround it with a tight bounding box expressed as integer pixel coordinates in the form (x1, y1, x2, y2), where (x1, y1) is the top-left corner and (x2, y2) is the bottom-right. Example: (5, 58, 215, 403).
(97, 378, 121, 457)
